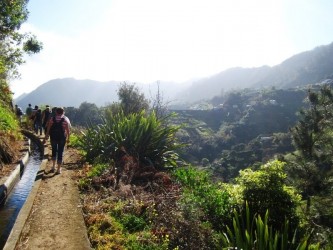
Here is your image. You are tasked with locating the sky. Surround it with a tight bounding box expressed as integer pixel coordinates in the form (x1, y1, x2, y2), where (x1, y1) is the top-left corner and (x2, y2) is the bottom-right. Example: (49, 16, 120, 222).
(10, 0, 333, 98)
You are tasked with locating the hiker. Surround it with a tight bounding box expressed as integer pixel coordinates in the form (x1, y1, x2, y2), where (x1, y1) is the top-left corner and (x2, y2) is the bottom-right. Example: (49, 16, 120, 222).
(42, 105, 52, 134)
(34, 107, 43, 135)
(15, 105, 23, 125)
(51, 106, 57, 118)
(43, 107, 71, 174)
(30, 105, 38, 130)
(25, 103, 33, 128)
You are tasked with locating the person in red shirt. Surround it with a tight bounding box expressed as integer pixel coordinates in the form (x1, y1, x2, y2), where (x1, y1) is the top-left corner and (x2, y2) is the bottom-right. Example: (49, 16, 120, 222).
(43, 107, 71, 174)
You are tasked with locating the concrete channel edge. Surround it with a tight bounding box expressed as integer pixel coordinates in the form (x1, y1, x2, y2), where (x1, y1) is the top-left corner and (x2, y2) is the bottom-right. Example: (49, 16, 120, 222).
(2, 131, 48, 250)
(0, 150, 30, 207)
(3, 159, 48, 250)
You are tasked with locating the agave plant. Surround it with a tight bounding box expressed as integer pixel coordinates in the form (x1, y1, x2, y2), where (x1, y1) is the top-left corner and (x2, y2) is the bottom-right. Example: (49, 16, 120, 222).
(221, 202, 320, 250)
(78, 110, 182, 169)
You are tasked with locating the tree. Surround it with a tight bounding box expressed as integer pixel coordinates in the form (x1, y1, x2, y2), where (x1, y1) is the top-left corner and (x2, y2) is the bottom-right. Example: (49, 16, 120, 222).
(117, 82, 150, 115)
(151, 81, 169, 120)
(0, 0, 42, 106)
(76, 102, 102, 126)
(0, 0, 42, 166)
(288, 85, 333, 210)
(0, 0, 28, 36)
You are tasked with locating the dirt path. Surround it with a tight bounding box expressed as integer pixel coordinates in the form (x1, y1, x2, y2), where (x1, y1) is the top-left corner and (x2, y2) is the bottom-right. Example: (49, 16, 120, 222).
(14, 146, 92, 250)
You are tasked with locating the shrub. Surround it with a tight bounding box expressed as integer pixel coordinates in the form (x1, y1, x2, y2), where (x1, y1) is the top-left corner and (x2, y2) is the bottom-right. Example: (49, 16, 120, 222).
(125, 230, 169, 250)
(68, 132, 81, 147)
(0, 104, 20, 133)
(121, 214, 147, 233)
(86, 163, 109, 178)
(235, 160, 302, 232)
(0, 103, 22, 165)
(173, 166, 232, 231)
(87, 214, 126, 249)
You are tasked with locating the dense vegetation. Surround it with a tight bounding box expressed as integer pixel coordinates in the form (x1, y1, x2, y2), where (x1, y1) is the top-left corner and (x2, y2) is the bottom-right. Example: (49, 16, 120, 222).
(0, 0, 42, 167)
(1, 2, 333, 249)
(66, 87, 307, 181)
(65, 82, 333, 249)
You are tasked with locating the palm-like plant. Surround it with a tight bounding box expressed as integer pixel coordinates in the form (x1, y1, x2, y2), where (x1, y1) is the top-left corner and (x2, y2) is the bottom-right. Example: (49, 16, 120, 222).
(79, 110, 181, 169)
(221, 203, 320, 250)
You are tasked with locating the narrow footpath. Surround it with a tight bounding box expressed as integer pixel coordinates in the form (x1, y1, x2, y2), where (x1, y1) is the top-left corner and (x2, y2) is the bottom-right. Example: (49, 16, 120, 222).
(4, 137, 92, 250)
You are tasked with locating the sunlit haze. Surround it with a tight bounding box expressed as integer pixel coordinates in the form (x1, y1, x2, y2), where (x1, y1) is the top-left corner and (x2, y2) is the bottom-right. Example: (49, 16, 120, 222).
(11, 0, 333, 98)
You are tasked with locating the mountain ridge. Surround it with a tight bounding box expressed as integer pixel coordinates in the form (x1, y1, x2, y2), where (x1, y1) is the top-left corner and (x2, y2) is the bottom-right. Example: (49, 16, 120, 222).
(16, 78, 188, 108)
(16, 42, 333, 107)
(178, 42, 333, 102)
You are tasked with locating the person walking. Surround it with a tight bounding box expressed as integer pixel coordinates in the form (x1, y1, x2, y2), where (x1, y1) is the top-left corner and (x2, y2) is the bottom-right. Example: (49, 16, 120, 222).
(15, 104, 23, 125)
(51, 106, 57, 117)
(43, 107, 71, 174)
(42, 105, 52, 134)
(30, 105, 38, 130)
(25, 103, 33, 128)
(34, 107, 43, 135)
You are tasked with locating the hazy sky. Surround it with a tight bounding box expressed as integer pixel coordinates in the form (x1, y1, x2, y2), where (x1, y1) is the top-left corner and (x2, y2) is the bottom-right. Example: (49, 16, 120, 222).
(11, 0, 333, 97)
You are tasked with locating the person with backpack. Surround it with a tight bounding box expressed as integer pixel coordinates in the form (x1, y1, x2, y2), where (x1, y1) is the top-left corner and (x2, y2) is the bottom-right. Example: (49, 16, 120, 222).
(30, 105, 38, 130)
(42, 105, 52, 134)
(15, 104, 23, 125)
(43, 107, 71, 174)
(25, 103, 33, 128)
(34, 107, 43, 135)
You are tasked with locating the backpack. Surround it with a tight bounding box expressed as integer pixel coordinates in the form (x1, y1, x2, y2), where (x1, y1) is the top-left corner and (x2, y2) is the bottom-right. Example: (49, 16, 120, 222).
(16, 107, 23, 116)
(42, 110, 51, 125)
(35, 110, 42, 122)
(26, 107, 32, 116)
(50, 117, 66, 141)
(44, 110, 51, 121)
(30, 109, 37, 120)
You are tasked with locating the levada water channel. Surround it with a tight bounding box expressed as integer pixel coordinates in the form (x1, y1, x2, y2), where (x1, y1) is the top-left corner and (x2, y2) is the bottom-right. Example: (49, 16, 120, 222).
(0, 141, 42, 249)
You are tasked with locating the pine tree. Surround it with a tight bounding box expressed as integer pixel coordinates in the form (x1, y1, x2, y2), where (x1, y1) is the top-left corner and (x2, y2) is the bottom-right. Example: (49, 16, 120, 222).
(289, 84, 333, 210)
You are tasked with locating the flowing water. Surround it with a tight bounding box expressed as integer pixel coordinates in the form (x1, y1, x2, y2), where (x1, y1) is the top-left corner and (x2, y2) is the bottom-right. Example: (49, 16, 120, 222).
(0, 143, 42, 249)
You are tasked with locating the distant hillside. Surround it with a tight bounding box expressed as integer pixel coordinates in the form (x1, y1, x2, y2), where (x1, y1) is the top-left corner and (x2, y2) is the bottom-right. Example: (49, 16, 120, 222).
(15, 78, 187, 108)
(15, 42, 333, 107)
(16, 78, 120, 108)
(14, 92, 28, 103)
(178, 42, 333, 102)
